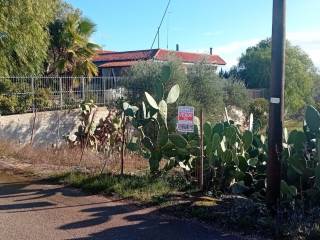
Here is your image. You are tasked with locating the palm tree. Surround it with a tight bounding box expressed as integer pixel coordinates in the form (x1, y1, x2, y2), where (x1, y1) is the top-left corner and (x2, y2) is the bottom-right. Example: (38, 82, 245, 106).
(46, 13, 100, 77)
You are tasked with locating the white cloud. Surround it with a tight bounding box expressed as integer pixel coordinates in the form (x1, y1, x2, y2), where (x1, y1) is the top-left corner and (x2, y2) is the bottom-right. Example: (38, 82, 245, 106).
(191, 38, 262, 69)
(199, 29, 320, 70)
(213, 38, 261, 68)
(287, 30, 320, 69)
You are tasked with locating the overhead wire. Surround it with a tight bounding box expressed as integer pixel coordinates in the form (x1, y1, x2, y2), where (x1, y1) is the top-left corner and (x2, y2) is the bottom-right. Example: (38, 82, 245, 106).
(150, 0, 172, 49)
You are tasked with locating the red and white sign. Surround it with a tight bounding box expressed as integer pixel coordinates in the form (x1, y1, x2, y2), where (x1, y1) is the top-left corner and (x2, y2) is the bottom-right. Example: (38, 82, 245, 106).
(177, 106, 194, 133)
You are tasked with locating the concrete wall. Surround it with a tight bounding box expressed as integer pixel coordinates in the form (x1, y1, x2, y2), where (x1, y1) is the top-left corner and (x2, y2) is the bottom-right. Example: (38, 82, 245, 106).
(0, 107, 108, 147)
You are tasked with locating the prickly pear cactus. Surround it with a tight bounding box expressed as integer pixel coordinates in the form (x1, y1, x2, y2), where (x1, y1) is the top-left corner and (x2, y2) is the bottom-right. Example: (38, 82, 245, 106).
(125, 65, 192, 173)
(305, 105, 320, 134)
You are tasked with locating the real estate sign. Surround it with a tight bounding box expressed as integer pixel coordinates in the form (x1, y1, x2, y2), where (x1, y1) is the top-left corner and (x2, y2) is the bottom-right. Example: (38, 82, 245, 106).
(177, 106, 194, 133)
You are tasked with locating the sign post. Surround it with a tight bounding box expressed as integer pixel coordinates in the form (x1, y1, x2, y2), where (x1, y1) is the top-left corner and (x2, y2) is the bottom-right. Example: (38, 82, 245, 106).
(177, 106, 203, 191)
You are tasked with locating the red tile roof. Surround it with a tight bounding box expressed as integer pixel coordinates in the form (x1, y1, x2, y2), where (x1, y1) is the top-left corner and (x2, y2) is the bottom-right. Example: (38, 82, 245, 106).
(99, 61, 140, 68)
(155, 49, 226, 65)
(92, 49, 226, 67)
(95, 50, 116, 54)
(93, 49, 158, 62)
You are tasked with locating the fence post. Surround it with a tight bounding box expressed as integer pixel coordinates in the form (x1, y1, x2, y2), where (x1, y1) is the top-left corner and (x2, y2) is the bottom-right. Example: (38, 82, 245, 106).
(31, 77, 35, 113)
(59, 77, 63, 110)
(103, 77, 106, 105)
(57, 77, 63, 146)
(81, 77, 85, 101)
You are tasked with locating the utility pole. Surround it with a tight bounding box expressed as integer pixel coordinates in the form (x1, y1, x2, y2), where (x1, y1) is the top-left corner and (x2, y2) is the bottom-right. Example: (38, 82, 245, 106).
(267, 0, 286, 208)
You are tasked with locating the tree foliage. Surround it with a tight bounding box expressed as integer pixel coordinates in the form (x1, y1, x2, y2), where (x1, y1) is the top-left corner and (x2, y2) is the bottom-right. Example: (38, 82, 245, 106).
(124, 58, 189, 105)
(227, 39, 318, 114)
(46, 7, 100, 76)
(223, 78, 250, 112)
(0, 0, 59, 76)
(125, 59, 249, 122)
(186, 61, 225, 120)
(0, 0, 99, 77)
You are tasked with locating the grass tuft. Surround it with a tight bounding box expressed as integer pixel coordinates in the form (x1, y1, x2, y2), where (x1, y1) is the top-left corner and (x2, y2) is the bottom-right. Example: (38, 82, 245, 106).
(51, 172, 188, 204)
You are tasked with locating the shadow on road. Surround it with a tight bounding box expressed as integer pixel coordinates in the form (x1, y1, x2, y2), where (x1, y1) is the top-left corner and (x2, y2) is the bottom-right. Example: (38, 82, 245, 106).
(0, 174, 240, 240)
(63, 203, 238, 240)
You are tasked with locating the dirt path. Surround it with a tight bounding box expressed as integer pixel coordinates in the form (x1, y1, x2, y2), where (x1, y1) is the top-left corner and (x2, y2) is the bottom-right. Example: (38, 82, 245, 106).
(0, 171, 242, 240)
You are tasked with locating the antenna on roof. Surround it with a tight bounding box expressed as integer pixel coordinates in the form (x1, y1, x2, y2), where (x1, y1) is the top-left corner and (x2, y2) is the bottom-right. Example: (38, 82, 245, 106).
(166, 11, 171, 49)
(150, 0, 171, 49)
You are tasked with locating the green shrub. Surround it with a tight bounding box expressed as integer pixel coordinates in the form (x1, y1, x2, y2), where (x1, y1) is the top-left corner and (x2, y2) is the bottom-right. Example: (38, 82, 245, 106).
(223, 78, 250, 111)
(0, 95, 18, 115)
(124, 59, 188, 105)
(34, 88, 53, 109)
(186, 61, 225, 121)
(0, 79, 14, 93)
(125, 59, 229, 123)
(0, 79, 53, 114)
(249, 98, 269, 129)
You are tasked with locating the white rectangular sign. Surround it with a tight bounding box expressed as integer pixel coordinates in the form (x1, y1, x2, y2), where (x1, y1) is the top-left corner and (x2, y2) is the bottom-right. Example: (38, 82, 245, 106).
(177, 106, 194, 133)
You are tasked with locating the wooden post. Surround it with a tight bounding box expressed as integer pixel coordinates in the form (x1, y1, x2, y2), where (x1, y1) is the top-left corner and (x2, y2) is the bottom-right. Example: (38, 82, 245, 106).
(267, 0, 286, 208)
(120, 115, 126, 176)
(199, 109, 204, 191)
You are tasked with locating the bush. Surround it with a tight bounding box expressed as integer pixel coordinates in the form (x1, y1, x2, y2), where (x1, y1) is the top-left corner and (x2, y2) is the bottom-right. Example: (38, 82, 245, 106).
(0, 95, 18, 115)
(223, 78, 250, 111)
(34, 88, 53, 109)
(0, 79, 14, 93)
(249, 98, 269, 129)
(0, 79, 53, 114)
(124, 59, 188, 105)
(125, 59, 252, 123)
(186, 61, 224, 121)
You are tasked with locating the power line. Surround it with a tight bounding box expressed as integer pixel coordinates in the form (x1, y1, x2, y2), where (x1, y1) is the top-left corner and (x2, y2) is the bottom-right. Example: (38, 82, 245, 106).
(150, 0, 172, 49)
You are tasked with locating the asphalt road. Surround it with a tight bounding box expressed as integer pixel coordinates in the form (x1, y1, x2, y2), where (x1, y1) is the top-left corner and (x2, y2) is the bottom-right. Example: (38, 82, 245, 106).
(0, 172, 241, 240)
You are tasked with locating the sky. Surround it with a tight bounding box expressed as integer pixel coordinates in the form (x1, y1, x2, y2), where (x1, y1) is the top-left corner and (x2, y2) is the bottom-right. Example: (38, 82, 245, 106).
(65, 0, 320, 69)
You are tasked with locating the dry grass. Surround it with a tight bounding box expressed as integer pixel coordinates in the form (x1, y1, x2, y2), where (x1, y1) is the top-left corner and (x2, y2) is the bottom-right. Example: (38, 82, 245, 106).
(284, 119, 303, 132)
(0, 140, 148, 175)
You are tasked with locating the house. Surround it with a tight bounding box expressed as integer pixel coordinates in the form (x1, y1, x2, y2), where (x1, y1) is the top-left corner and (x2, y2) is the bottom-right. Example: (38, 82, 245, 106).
(92, 47, 226, 77)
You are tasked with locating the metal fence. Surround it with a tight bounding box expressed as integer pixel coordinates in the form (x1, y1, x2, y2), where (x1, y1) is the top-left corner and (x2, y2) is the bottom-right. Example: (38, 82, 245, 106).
(0, 76, 268, 115)
(0, 76, 129, 114)
(247, 88, 268, 99)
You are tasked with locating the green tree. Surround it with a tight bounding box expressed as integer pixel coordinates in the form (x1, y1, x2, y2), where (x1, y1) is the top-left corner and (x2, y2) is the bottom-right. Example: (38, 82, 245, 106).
(0, 0, 59, 76)
(313, 73, 320, 111)
(229, 39, 317, 114)
(124, 58, 189, 105)
(223, 78, 250, 111)
(46, 10, 100, 77)
(186, 61, 225, 121)
(126, 59, 249, 123)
